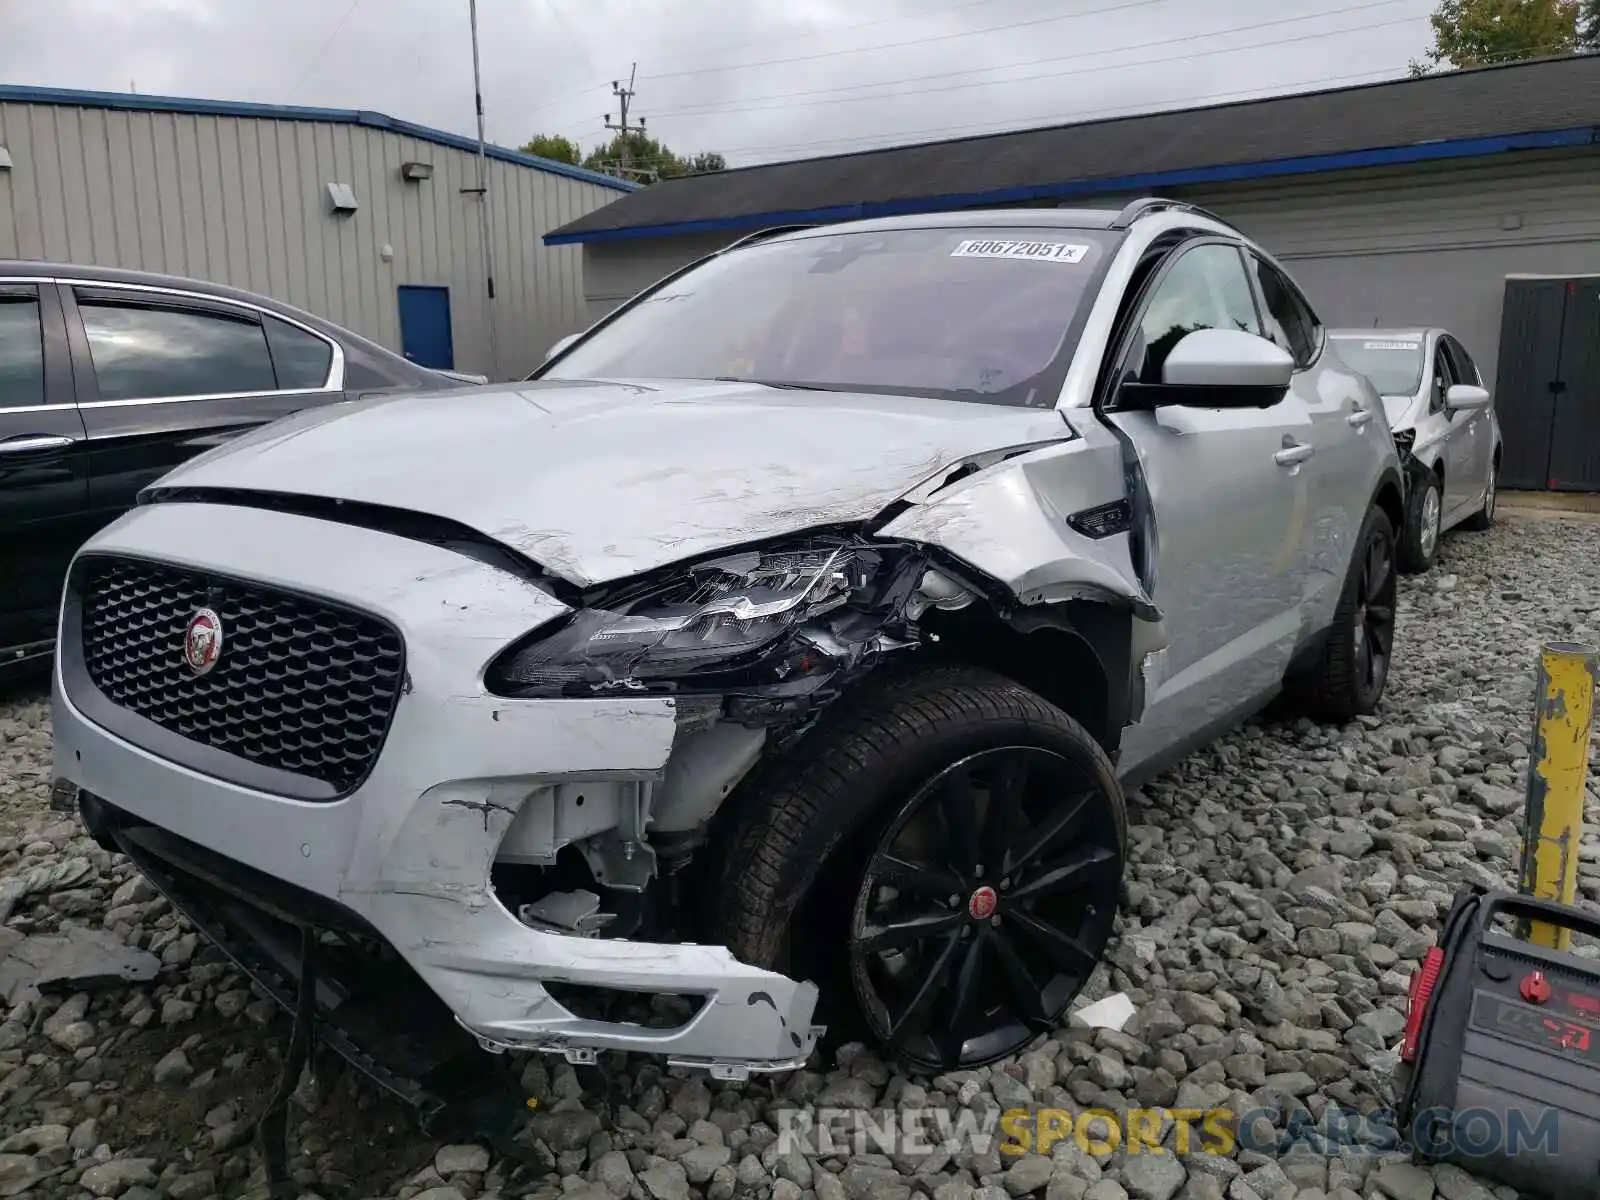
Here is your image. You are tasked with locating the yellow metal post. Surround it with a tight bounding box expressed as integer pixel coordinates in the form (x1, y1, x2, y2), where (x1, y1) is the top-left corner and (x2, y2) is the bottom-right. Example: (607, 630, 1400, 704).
(1517, 640, 1599, 950)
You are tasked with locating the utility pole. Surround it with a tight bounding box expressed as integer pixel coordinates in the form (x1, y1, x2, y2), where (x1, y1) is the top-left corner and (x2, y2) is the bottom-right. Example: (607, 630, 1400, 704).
(604, 63, 643, 179)
(466, 0, 499, 378)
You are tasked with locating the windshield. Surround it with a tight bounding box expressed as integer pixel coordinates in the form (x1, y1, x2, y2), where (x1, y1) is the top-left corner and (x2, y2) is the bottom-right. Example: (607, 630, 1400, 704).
(541, 225, 1117, 407)
(1330, 335, 1426, 397)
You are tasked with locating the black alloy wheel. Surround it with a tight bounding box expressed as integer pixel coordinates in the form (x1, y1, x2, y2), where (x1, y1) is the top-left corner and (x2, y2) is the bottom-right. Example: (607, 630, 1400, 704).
(1352, 521, 1397, 702)
(847, 745, 1121, 1074)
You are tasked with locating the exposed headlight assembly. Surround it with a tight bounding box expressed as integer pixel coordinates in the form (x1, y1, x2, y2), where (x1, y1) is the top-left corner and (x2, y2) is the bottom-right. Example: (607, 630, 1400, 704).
(487, 538, 934, 697)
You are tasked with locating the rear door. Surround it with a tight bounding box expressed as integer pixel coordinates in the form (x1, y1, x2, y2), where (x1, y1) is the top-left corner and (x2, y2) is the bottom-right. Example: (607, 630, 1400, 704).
(63, 282, 343, 516)
(0, 280, 93, 659)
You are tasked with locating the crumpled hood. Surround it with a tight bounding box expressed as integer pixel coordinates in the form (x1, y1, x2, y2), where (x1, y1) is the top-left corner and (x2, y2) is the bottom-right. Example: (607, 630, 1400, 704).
(152, 378, 1073, 586)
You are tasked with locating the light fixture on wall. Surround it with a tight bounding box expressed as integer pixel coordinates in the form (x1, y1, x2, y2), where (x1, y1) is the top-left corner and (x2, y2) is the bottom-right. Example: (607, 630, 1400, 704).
(0, 146, 12, 171)
(327, 182, 359, 215)
(400, 161, 433, 182)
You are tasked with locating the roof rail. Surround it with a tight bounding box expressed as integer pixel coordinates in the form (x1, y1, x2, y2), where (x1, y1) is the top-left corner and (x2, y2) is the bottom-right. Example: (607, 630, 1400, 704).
(1108, 197, 1235, 231)
(721, 223, 821, 252)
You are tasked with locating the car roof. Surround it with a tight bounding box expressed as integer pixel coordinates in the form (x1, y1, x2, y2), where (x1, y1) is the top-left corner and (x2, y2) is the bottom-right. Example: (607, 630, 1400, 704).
(0, 258, 428, 372)
(1329, 327, 1436, 342)
(756, 207, 1129, 243)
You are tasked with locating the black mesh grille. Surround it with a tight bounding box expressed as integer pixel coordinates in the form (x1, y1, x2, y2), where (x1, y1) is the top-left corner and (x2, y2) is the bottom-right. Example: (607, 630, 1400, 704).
(78, 556, 405, 794)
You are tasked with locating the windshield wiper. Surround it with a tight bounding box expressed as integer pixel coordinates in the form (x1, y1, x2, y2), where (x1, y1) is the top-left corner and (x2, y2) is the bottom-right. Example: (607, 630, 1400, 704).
(712, 377, 851, 391)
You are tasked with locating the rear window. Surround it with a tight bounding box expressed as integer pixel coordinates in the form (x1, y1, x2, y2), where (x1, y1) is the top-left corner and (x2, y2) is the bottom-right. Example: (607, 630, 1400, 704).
(1331, 335, 1426, 397)
(542, 226, 1118, 407)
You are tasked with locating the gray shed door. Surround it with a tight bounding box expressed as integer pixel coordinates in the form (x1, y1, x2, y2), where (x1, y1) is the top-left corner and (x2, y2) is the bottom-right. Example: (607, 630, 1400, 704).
(1495, 278, 1600, 492)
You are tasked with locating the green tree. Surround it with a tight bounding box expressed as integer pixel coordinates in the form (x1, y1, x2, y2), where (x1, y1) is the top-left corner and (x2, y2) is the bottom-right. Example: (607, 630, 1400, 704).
(520, 134, 582, 165)
(580, 131, 727, 181)
(1581, 0, 1600, 45)
(1408, 0, 1580, 75)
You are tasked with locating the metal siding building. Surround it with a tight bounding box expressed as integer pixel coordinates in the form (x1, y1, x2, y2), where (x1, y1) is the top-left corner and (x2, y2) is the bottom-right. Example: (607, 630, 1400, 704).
(0, 86, 634, 381)
(547, 58, 1600, 488)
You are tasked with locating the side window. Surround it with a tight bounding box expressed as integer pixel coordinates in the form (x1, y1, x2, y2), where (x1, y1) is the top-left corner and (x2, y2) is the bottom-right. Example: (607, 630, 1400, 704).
(77, 295, 276, 402)
(264, 315, 335, 390)
(0, 288, 47, 409)
(1442, 336, 1480, 387)
(1250, 256, 1320, 368)
(1430, 340, 1456, 413)
(1127, 242, 1262, 384)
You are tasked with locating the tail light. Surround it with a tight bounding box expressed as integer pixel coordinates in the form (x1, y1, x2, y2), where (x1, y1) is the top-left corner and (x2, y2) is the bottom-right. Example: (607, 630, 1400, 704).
(1402, 947, 1446, 1063)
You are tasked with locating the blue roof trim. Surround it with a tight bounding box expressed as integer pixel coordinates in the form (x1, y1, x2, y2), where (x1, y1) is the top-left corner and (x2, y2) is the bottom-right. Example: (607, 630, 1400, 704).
(0, 83, 638, 193)
(543, 125, 1597, 245)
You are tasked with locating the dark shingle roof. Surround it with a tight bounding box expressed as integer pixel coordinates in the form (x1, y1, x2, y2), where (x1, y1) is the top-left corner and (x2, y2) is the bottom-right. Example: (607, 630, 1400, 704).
(545, 55, 1600, 243)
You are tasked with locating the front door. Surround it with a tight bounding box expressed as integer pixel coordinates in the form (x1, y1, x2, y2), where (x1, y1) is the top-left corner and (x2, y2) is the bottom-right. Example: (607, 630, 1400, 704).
(1104, 240, 1315, 780)
(397, 285, 455, 370)
(0, 281, 92, 660)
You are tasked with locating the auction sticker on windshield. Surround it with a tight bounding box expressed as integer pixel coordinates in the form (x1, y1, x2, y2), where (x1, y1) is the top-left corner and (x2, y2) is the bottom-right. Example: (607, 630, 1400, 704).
(951, 239, 1090, 263)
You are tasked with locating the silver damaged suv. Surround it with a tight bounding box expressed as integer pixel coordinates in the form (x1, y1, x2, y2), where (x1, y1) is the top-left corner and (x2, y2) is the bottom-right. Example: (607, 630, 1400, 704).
(54, 200, 1404, 1088)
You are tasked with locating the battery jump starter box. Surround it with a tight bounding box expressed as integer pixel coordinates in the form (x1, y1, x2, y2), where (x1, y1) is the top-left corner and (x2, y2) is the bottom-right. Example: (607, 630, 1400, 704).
(1396, 886, 1600, 1199)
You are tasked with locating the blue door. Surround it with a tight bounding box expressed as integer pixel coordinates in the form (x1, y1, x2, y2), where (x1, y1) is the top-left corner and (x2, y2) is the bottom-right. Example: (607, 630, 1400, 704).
(397, 285, 455, 370)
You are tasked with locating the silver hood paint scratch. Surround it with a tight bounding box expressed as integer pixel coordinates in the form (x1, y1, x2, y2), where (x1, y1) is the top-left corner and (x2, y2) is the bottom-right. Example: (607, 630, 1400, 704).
(152, 379, 1075, 587)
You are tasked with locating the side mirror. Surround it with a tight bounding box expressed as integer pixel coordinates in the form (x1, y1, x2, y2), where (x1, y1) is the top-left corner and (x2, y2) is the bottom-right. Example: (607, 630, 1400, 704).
(546, 333, 579, 360)
(1120, 328, 1295, 410)
(1445, 383, 1490, 412)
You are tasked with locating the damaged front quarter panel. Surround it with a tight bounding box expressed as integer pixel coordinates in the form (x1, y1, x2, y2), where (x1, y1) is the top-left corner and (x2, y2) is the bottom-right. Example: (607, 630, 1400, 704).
(878, 436, 1162, 622)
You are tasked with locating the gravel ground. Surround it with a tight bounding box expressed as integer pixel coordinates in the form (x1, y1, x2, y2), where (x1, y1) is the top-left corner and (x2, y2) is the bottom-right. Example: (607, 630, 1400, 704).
(3, 512, 1599, 1200)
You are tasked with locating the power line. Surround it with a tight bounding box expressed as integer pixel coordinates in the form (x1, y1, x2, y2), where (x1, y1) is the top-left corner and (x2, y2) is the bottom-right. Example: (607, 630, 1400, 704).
(637, 0, 1176, 83)
(707, 62, 1416, 163)
(290, 0, 364, 95)
(644, 0, 1422, 119)
(491, 0, 1020, 129)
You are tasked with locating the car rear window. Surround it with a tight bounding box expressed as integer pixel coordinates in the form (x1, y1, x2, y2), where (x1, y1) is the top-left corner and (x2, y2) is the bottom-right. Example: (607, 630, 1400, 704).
(542, 226, 1118, 407)
(1331, 335, 1426, 397)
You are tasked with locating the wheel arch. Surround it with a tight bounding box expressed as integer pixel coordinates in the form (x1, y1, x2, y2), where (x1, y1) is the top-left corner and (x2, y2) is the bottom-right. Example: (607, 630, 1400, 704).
(917, 598, 1133, 757)
(1373, 465, 1405, 537)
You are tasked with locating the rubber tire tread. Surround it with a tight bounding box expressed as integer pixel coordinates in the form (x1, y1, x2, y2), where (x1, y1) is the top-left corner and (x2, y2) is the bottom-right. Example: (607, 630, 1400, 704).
(1295, 504, 1396, 724)
(1398, 473, 1440, 575)
(706, 663, 1127, 977)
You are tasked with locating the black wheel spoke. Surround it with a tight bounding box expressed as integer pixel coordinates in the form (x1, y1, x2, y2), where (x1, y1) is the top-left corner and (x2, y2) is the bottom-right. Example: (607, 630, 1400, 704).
(1009, 844, 1119, 902)
(1007, 907, 1100, 976)
(885, 932, 961, 1042)
(990, 928, 1050, 1024)
(1006, 791, 1093, 877)
(869, 854, 963, 897)
(937, 933, 987, 1064)
(1365, 541, 1391, 602)
(983, 756, 1028, 872)
(939, 774, 981, 879)
(856, 910, 963, 953)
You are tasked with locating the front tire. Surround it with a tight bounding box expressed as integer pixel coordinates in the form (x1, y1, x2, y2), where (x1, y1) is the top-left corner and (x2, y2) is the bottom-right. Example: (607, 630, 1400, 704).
(1398, 471, 1442, 574)
(707, 664, 1127, 1075)
(1293, 503, 1398, 723)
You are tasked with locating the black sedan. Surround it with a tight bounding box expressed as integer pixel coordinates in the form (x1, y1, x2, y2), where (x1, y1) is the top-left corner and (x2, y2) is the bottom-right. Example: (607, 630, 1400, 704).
(1, 262, 470, 672)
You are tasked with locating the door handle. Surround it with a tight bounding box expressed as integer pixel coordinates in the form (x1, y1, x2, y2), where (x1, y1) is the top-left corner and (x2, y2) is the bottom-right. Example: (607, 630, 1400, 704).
(1275, 441, 1315, 467)
(1347, 409, 1373, 428)
(0, 434, 77, 457)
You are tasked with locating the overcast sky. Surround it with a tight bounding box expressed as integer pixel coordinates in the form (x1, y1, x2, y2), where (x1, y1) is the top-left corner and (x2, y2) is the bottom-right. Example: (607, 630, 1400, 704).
(2, 0, 1440, 169)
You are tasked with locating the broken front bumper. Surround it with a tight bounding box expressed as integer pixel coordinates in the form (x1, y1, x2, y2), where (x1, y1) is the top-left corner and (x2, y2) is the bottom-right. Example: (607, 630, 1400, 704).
(52, 499, 822, 1079)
